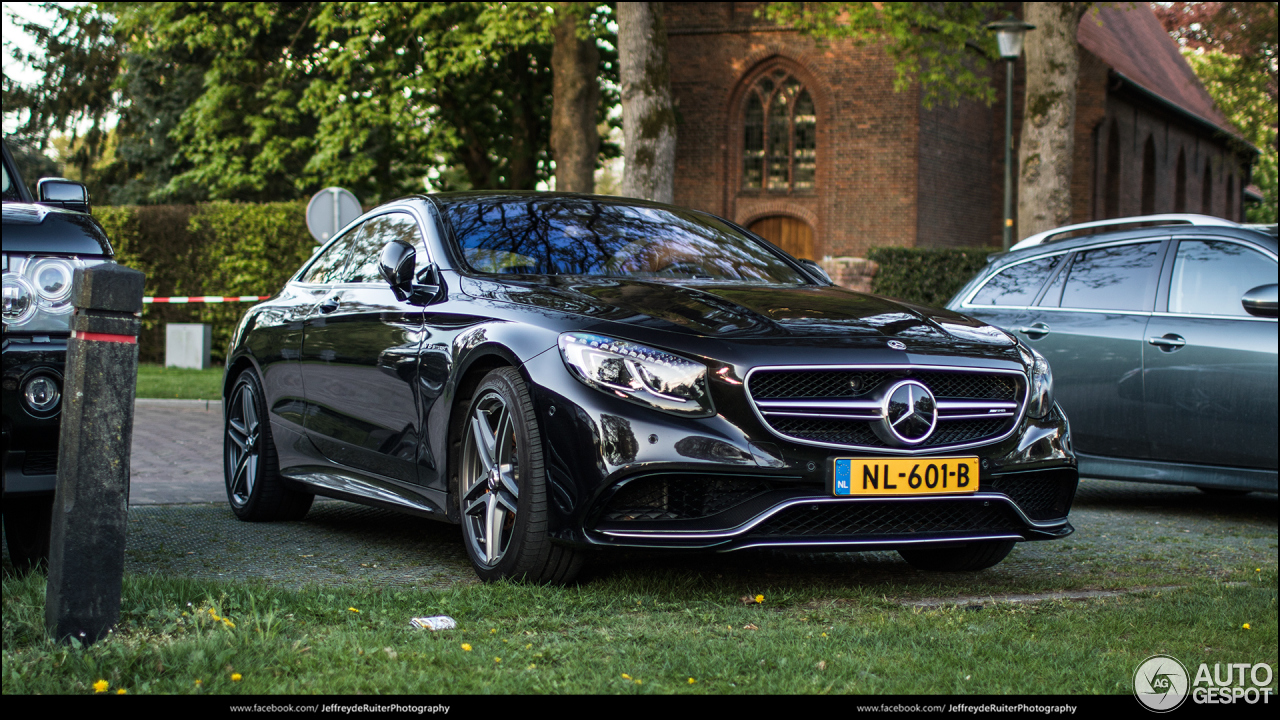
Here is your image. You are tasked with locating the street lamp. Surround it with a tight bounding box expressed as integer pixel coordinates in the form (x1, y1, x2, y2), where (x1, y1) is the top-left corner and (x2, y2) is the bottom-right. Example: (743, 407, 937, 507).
(987, 15, 1035, 250)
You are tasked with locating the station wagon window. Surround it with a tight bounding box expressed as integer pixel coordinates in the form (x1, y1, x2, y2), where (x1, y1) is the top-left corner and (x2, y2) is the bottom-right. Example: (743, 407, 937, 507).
(1168, 240, 1277, 317)
(342, 213, 422, 284)
(970, 255, 1062, 306)
(1056, 242, 1162, 312)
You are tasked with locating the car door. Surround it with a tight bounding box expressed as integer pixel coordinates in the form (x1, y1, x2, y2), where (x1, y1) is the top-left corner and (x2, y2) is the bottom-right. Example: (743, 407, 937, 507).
(1143, 237, 1278, 469)
(1016, 239, 1167, 460)
(299, 212, 428, 485)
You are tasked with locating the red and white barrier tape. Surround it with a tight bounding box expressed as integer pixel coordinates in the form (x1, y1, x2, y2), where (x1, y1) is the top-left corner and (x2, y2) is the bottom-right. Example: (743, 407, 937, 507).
(143, 295, 271, 304)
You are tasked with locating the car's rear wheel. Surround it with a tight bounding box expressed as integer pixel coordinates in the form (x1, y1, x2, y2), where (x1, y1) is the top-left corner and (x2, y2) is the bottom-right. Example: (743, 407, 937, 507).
(224, 369, 312, 521)
(3, 494, 53, 573)
(457, 367, 583, 584)
(898, 539, 1015, 572)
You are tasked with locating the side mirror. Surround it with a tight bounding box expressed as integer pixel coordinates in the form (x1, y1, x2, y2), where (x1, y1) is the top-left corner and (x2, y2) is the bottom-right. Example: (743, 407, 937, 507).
(378, 240, 444, 306)
(1241, 283, 1277, 318)
(37, 178, 91, 214)
(797, 258, 831, 283)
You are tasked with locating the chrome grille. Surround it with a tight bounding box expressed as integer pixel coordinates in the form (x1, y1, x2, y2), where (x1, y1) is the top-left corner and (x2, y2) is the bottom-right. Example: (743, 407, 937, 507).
(746, 366, 1026, 453)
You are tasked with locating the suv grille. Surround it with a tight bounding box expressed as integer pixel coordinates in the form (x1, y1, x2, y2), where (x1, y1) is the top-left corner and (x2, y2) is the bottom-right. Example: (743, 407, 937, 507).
(747, 367, 1025, 451)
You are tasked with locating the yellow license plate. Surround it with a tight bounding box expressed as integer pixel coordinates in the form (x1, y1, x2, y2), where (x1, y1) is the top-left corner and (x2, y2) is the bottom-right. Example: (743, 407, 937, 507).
(831, 457, 978, 496)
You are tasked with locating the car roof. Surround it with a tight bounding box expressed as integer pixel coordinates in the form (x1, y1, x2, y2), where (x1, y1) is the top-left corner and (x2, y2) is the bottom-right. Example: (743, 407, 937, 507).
(1009, 214, 1242, 250)
(990, 223, 1278, 270)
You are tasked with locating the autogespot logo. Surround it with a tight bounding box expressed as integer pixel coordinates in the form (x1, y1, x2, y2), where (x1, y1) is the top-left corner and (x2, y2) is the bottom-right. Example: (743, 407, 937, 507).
(1134, 655, 1190, 712)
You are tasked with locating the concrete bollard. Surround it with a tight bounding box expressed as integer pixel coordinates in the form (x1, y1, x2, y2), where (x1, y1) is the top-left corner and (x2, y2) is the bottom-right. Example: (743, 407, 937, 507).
(45, 262, 145, 645)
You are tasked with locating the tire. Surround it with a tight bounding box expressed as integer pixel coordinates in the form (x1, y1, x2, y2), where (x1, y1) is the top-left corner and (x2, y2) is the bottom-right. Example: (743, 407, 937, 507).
(455, 367, 584, 584)
(3, 494, 53, 573)
(224, 369, 313, 521)
(898, 539, 1016, 572)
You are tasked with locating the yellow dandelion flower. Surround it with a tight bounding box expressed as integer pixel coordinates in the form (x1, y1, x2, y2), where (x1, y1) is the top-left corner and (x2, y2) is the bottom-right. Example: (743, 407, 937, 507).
(461, 643, 473, 652)
(93, 679, 109, 693)
(494, 657, 502, 664)
(622, 673, 631, 680)
(231, 673, 242, 682)
(636, 679, 643, 685)
(490, 628, 497, 634)
(1243, 623, 1251, 630)
(194, 679, 202, 686)
(822, 632, 828, 637)
(755, 594, 764, 604)
(348, 607, 360, 613)
(528, 663, 537, 670)
(525, 643, 532, 649)
(688, 677, 697, 684)
(117, 688, 127, 695)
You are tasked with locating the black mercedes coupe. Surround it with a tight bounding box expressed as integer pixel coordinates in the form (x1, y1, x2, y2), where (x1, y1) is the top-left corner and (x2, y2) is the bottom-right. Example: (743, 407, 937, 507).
(223, 193, 1077, 583)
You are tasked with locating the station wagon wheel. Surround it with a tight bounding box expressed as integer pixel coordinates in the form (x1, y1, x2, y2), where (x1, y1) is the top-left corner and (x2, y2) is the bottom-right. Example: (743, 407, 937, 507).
(457, 367, 584, 584)
(223, 369, 313, 521)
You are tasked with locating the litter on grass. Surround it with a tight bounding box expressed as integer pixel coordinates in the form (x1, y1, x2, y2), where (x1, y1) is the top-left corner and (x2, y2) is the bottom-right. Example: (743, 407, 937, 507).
(410, 616, 457, 631)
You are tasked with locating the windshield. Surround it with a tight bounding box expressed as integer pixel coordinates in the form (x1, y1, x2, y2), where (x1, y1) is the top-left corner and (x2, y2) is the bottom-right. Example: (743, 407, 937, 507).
(440, 196, 808, 284)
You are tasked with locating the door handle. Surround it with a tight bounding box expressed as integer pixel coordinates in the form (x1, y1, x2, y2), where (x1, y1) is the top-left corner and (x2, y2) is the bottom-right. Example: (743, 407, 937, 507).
(1147, 334, 1186, 351)
(316, 294, 341, 314)
(1013, 322, 1050, 338)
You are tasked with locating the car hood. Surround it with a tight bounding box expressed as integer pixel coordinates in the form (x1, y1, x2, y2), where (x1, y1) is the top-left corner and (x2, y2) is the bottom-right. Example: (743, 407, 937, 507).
(461, 276, 1016, 348)
(1, 202, 113, 256)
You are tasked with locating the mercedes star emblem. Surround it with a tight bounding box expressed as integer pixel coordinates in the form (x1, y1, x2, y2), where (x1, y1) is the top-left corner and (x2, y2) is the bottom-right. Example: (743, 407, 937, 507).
(873, 379, 938, 446)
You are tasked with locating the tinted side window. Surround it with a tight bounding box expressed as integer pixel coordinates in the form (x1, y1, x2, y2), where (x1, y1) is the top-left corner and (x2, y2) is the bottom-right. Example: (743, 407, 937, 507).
(342, 213, 423, 284)
(1059, 242, 1162, 311)
(1169, 240, 1278, 316)
(970, 256, 1061, 306)
(301, 224, 365, 284)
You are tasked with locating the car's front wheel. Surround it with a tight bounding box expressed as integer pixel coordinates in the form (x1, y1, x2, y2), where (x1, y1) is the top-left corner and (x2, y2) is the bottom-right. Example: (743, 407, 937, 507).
(456, 367, 583, 584)
(224, 368, 313, 521)
(898, 539, 1015, 572)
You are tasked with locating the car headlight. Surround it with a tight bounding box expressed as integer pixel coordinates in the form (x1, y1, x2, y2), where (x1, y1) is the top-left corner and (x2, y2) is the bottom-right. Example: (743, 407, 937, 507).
(1025, 346, 1054, 419)
(2, 255, 108, 332)
(558, 332, 713, 417)
(2, 273, 37, 326)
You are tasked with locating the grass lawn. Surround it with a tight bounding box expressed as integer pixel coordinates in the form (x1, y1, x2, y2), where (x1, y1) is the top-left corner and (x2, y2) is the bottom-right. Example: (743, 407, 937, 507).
(2, 564, 1275, 695)
(135, 363, 224, 400)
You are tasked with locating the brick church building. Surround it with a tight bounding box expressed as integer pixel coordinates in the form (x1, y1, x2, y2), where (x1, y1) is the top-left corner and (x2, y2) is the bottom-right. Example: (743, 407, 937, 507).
(665, 2, 1256, 261)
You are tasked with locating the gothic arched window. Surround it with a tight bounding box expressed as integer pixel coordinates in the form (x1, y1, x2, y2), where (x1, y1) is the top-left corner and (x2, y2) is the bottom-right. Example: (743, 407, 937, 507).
(743, 68, 816, 192)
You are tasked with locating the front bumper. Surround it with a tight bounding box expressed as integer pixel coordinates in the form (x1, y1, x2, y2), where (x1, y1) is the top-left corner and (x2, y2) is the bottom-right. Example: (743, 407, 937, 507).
(2, 336, 66, 496)
(521, 349, 1078, 551)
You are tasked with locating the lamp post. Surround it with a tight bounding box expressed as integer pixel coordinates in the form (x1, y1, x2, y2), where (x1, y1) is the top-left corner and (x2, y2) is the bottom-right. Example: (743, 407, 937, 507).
(987, 15, 1035, 251)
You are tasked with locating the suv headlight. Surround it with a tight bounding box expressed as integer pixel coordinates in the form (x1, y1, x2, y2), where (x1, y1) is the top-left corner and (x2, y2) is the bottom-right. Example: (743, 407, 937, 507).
(2, 255, 108, 332)
(558, 332, 713, 417)
(1025, 346, 1055, 419)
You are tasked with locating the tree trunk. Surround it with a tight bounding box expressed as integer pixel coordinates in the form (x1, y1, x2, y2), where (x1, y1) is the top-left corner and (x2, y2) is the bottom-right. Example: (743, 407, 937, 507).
(617, 1, 676, 203)
(1017, 3, 1089, 240)
(551, 3, 600, 193)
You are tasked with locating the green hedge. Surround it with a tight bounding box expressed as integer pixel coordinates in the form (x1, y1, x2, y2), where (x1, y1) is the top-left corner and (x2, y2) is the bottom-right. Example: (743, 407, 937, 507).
(96, 202, 317, 364)
(867, 246, 1001, 308)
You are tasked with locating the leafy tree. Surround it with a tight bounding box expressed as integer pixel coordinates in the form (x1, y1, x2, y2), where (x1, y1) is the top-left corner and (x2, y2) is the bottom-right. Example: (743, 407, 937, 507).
(1156, 2, 1277, 223)
(762, 2, 1004, 109)
(4, 2, 620, 205)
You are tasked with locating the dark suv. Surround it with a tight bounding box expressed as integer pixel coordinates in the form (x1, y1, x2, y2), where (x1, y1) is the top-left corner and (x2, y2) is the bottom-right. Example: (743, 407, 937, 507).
(2, 139, 115, 569)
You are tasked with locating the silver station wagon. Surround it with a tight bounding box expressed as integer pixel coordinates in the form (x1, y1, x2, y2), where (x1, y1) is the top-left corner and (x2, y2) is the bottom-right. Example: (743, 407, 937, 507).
(949, 216, 1277, 495)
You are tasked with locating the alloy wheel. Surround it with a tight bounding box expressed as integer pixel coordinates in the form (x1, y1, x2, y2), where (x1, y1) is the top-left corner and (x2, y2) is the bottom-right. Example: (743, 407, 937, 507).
(225, 377, 262, 507)
(461, 390, 521, 567)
